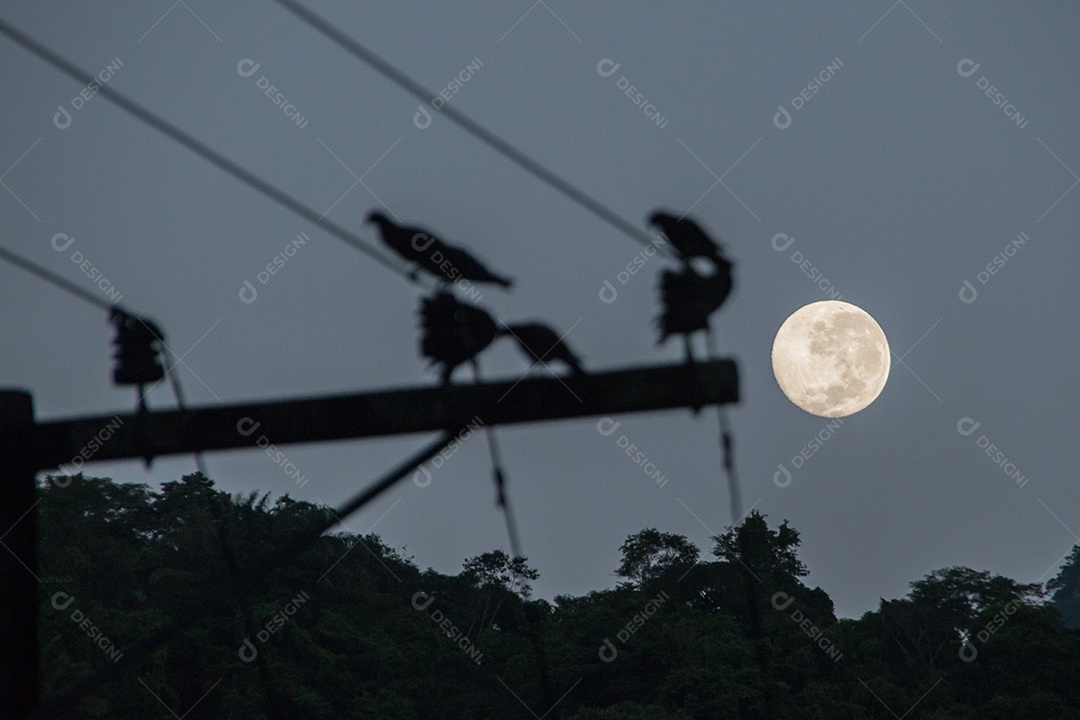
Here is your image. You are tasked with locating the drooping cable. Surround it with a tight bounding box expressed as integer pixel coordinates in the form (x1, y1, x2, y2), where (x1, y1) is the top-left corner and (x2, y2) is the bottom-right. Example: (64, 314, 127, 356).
(469, 356, 554, 710)
(0, 243, 115, 313)
(160, 344, 208, 476)
(706, 327, 742, 525)
(266, 0, 677, 259)
(0, 21, 416, 285)
(0, 243, 205, 473)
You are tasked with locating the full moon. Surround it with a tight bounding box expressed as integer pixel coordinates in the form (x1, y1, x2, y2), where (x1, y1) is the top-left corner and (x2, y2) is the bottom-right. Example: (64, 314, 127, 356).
(771, 300, 890, 418)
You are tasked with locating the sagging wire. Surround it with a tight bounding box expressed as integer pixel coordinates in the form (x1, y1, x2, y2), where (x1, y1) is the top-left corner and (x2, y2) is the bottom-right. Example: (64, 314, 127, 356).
(706, 327, 742, 525)
(0, 21, 416, 286)
(160, 342, 208, 476)
(0, 243, 204, 473)
(266, 0, 679, 260)
(469, 357, 555, 709)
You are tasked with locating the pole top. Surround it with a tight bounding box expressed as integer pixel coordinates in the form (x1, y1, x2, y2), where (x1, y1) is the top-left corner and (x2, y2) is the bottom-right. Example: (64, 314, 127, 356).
(0, 390, 33, 423)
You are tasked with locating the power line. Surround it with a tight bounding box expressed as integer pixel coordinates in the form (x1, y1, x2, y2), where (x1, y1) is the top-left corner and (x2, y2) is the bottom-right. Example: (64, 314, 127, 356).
(268, 0, 676, 259)
(0, 243, 117, 313)
(0, 20, 417, 286)
(267, 0, 736, 526)
(0, 243, 207, 470)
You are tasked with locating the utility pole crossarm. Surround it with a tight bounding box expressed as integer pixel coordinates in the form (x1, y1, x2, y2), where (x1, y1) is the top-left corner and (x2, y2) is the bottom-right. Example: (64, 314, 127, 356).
(29, 359, 738, 470)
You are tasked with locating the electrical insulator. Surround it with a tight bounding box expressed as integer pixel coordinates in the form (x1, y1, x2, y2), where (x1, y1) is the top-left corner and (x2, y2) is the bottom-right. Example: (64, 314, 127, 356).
(419, 291, 498, 383)
(656, 262, 733, 357)
(110, 308, 166, 387)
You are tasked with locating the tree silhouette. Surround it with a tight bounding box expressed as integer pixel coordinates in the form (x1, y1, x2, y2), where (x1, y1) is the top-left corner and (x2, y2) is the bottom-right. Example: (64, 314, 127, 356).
(1048, 545, 1080, 629)
(33, 474, 1080, 719)
(615, 528, 699, 588)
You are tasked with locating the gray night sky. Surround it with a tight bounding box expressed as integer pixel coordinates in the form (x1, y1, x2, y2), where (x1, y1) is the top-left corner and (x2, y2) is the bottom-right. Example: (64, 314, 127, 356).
(2, 1, 1079, 618)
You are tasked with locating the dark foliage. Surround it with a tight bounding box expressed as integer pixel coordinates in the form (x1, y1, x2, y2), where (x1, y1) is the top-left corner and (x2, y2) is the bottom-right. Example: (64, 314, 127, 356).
(38, 475, 1080, 719)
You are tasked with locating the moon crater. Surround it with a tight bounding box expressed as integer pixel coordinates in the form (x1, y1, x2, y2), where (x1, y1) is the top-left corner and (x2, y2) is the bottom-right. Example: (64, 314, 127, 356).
(772, 301, 890, 417)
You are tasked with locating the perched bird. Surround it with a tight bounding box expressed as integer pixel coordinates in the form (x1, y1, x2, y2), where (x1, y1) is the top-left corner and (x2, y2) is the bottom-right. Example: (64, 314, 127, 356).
(437, 245, 513, 288)
(419, 291, 499, 383)
(366, 211, 513, 289)
(656, 258, 733, 361)
(648, 211, 723, 266)
(500, 322, 584, 375)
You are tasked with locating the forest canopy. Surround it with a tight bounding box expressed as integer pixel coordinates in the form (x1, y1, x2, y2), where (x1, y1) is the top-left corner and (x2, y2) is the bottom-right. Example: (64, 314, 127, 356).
(37, 474, 1080, 719)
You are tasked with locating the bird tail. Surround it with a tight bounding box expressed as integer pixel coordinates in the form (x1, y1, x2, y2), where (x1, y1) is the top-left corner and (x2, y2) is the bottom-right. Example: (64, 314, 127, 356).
(495, 276, 514, 289)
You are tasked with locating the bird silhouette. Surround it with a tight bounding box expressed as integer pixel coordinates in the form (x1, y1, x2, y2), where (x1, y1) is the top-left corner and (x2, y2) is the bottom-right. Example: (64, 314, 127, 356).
(648, 211, 723, 266)
(419, 291, 499, 383)
(656, 256, 733, 362)
(367, 211, 513, 289)
(437, 245, 513, 288)
(500, 322, 584, 375)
